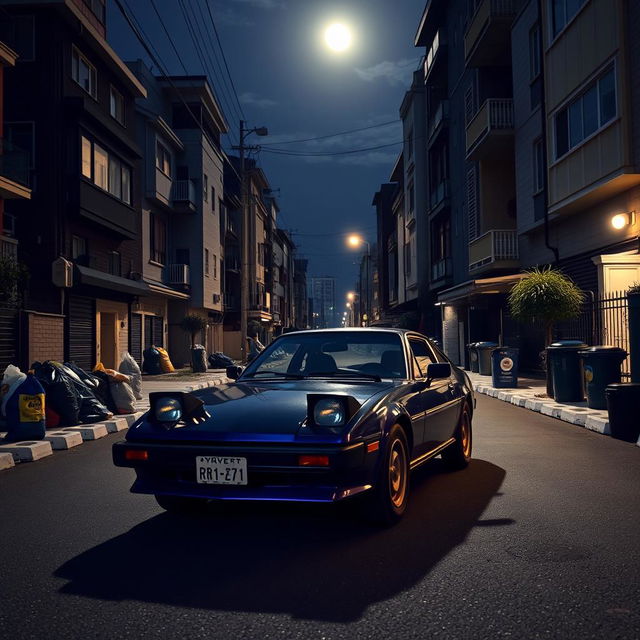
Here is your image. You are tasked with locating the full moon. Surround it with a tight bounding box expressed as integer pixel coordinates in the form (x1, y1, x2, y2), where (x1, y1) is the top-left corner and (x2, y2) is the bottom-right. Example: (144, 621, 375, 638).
(324, 23, 352, 52)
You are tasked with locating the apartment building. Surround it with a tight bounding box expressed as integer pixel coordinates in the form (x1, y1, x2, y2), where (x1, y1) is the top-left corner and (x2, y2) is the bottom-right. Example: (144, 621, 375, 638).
(310, 277, 336, 329)
(293, 257, 309, 330)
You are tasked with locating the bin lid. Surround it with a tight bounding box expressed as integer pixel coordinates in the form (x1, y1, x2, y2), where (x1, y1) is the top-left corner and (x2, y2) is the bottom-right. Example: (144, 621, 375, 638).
(492, 346, 519, 353)
(548, 340, 588, 350)
(605, 383, 640, 395)
(476, 341, 498, 348)
(577, 346, 628, 357)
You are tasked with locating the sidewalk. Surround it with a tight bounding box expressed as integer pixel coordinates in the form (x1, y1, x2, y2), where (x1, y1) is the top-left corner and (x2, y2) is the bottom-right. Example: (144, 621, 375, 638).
(467, 371, 640, 446)
(0, 370, 230, 471)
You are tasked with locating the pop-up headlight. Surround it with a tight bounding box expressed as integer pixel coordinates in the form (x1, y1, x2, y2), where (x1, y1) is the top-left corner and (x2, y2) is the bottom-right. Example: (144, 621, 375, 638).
(307, 394, 361, 429)
(155, 397, 182, 423)
(149, 392, 209, 427)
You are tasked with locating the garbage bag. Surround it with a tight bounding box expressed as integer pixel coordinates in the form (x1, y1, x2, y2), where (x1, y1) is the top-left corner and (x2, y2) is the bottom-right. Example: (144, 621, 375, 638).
(143, 347, 162, 375)
(1, 364, 27, 418)
(191, 344, 207, 373)
(119, 352, 143, 400)
(109, 378, 136, 414)
(88, 369, 118, 414)
(208, 352, 234, 369)
(32, 361, 80, 427)
(155, 346, 175, 373)
(94, 362, 130, 382)
(63, 362, 111, 409)
(1, 370, 46, 442)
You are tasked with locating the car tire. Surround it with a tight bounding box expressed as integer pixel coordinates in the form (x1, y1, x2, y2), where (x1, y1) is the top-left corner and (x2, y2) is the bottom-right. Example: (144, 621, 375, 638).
(441, 403, 472, 471)
(364, 424, 410, 526)
(154, 494, 209, 514)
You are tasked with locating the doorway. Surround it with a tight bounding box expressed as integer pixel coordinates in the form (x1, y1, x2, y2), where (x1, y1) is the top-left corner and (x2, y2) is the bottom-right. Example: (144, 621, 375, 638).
(99, 312, 117, 369)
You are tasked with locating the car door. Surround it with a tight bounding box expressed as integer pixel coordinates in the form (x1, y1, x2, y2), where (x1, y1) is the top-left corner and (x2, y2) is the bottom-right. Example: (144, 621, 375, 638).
(402, 346, 429, 456)
(408, 337, 455, 449)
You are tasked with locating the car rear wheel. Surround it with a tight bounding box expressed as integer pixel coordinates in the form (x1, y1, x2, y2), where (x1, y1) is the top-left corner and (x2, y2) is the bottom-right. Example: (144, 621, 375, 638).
(155, 494, 209, 514)
(441, 403, 472, 471)
(363, 424, 410, 526)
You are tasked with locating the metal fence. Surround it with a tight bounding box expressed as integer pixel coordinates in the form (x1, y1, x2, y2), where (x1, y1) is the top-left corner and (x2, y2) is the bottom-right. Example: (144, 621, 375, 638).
(555, 291, 630, 380)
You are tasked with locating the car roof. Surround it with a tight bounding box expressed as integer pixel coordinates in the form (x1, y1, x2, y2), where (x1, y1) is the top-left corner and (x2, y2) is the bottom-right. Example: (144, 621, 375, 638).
(277, 327, 415, 337)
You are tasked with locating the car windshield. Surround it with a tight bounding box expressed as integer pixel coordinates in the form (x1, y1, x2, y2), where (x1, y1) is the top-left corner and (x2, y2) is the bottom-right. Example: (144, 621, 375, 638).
(243, 331, 407, 380)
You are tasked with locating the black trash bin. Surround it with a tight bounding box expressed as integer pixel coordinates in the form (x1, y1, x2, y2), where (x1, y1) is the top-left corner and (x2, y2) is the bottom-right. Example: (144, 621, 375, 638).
(468, 343, 479, 373)
(491, 347, 519, 388)
(578, 346, 628, 409)
(191, 345, 208, 373)
(606, 383, 640, 442)
(547, 340, 588, 402)
(476, 341, 498, 375)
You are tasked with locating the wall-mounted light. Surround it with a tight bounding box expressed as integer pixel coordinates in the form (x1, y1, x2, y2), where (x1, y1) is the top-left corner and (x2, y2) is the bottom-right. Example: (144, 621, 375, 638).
(611, 212, 635, 230)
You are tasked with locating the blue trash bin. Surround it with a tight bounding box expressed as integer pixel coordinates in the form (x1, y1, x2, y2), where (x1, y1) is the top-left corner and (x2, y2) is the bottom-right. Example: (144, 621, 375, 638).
(491, 347, 519, 388)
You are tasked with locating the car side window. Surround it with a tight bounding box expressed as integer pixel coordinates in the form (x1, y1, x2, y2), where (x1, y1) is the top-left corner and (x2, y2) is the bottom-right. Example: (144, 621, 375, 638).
(408, 338, 436, 378)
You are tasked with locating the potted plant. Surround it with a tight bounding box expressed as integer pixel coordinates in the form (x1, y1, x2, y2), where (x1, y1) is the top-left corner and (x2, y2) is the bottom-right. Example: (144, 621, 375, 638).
(179, 314, 208, 372)
(627, 282, 640, 383)
(508, 267, 584, 394)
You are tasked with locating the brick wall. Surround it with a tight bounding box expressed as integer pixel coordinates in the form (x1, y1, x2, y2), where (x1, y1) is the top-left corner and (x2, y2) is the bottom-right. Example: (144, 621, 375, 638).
(28, 313, 64, 363)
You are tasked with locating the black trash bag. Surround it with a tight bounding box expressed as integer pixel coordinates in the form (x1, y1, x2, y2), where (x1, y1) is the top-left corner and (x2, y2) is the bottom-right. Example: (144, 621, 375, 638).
(191, 345, 207, 373)
(208, 352, 234, 368)
(64, 362, 116, 413)
(88, 369, 118, 414)
(143, 347, 162, 375)
(51, 362, 112, 424)
(31, 361, 80, 427)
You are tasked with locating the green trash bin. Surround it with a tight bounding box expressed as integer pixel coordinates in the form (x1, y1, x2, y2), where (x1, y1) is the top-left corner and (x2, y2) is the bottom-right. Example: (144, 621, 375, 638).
(547, 340, 588, 402)
(578, 346, 628, 409)
(476, 341, 498, 375)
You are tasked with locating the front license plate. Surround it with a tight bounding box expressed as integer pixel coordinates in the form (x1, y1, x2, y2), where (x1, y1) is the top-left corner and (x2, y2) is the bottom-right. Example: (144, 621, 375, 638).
(196, 456, 248, 485)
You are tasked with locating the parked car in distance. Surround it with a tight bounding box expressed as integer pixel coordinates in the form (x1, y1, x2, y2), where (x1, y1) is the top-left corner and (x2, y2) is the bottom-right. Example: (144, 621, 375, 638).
(113, 328, 475, 525)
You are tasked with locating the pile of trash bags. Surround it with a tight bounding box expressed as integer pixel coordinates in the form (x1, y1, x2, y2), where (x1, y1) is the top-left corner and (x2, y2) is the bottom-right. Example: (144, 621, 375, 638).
(0, 352, 144, 442)
(142, 345, 175, 375)
(208, 352, 234, 369)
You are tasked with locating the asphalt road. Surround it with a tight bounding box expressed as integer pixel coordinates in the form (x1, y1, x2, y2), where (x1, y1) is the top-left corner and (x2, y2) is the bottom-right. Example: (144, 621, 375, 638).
(1, 395, 639, 639)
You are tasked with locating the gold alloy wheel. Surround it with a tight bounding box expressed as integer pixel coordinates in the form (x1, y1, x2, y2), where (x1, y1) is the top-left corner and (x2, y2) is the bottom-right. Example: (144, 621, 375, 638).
(388, 439, 408, 508)
(460, 410, 471, 459)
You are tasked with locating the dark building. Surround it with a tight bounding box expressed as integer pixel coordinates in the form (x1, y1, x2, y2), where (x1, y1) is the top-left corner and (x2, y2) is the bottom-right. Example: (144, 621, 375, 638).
(1, 0, 147, 370)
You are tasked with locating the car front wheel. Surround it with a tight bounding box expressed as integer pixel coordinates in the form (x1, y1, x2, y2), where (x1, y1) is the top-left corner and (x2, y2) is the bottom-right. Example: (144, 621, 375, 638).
(155, 494, 209, 514)
(364, 424, 410, 526)
(441, 403, 472, 471)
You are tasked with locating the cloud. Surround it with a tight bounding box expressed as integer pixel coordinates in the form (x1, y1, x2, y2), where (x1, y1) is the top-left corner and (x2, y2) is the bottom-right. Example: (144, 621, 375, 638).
(354, 59, 418, 86)
(240, 92, 278, 108)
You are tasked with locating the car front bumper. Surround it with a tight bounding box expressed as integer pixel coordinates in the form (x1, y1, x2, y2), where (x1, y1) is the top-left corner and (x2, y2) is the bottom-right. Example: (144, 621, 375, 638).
(112, 440, 378, 503)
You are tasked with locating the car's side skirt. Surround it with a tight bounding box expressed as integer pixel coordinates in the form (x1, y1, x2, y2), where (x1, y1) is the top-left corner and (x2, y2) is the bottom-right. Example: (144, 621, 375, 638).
(409, 438, 456, 470)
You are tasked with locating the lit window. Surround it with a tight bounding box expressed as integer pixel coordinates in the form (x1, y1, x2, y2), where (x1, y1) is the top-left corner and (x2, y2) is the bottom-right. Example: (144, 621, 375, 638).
(110, 87, 125, 125)
(156, 142, 171, 176)
(94, 144, 108, 190)
(81, 136, 92, 178)
(71, 47, 97, 98)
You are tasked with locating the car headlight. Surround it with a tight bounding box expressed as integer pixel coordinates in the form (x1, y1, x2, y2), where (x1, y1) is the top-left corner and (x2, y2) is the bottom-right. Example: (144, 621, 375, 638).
(154, 397, 183, 423)
(313, 398, 346, 426)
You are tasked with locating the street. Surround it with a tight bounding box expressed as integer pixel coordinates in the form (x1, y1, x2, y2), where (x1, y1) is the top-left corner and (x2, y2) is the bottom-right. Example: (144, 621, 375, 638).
(1, 394, 639, 639)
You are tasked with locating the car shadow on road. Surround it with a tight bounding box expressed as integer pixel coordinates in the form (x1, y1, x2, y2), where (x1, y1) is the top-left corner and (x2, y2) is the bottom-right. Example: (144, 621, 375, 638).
(54, 459, 509, 622)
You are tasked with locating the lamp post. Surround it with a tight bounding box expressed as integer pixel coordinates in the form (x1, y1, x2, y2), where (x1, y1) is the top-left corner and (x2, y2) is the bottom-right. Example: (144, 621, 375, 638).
(237, 120, 268, 362)
(347, 235, 371, 326)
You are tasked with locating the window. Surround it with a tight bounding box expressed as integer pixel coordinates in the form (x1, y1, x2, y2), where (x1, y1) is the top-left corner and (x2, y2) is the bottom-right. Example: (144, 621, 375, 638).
(409, 339, 436, 378)
(205, 248, 210, 275)
(150, 212, 167, 265)
(203, 174, 208, 201)
(108, 251, 121, 277)
(554, 66, 616, 159)
(94, 144, 108, 189)
(121, 165, 131, 205)
(211, 187, 216, 211)
(404, 240, 412, 275)
(81, 136, 92, 178)
(71, 47, 97, 98)
(71, 235, 87, 259)
(109, 156, 122, 200)
(110, 87, 125, 125)
(407, 127, 414, 159)
(5, 122, 35, 168)
(156, 142, 171, 177)
(551, 0, 587, 39)
(529, 24, 541, 80)
(533, 139, 545, 193)
(81, 136, 132, 204)
(0, 15, 35, 61)
(407, 181, 415, 218)
(213, 254, 218, 279)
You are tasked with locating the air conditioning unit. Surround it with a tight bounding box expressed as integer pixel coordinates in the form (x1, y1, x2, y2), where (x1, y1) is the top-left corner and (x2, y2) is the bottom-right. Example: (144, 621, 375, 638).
(213, 293, 221, 303)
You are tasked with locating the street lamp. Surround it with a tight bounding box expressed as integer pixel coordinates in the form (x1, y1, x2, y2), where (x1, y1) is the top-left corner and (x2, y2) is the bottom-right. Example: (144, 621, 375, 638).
(346, 235, 371, 326)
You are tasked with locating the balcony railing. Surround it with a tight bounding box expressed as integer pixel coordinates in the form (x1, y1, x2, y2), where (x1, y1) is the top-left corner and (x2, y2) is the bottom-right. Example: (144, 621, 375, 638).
(430, 179, 450, 210)
(171, 179, 197, 206)
(0, 138, 30, 188)
(468, 229, 518, 272)
(466, 98, 514, 158)
(428, 100, 449, 141)
(431, 257, 452, 281)
(424, 29, 446, 81)
(164, 263, 190, 286)
(0, 235, 18, 261)
(465, 0, 517, 67)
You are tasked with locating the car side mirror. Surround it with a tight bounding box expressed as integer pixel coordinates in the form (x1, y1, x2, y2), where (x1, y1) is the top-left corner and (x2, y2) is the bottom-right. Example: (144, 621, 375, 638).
(226, 365, 244, 380)
(425, 362, 451, 383)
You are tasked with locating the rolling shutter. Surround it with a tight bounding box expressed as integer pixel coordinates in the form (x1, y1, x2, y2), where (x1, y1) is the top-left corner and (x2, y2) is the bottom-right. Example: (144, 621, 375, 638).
(67, 295, 95, 371)
(130, 312, 142, 365)
(0, 307, 18, 372)
(152, 316, 164, 348)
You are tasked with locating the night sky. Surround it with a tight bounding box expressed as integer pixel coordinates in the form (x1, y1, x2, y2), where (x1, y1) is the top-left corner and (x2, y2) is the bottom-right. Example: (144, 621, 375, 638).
(107, 0, 425, 303)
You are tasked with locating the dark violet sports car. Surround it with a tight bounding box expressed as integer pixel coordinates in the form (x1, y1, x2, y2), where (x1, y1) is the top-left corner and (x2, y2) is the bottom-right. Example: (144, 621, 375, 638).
(113, 328, 475, 525)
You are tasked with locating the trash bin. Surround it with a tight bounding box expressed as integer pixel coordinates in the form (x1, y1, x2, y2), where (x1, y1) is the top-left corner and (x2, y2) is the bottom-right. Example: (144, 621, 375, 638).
(547, 340, 588, 402)
(191, 345, 208, 373)
(476, 341, 498, 375)
(468, 343, 479, 373)
(578, 346, 628, 409)
(491, 347, 519, 388)
(606, 383, 640, 442)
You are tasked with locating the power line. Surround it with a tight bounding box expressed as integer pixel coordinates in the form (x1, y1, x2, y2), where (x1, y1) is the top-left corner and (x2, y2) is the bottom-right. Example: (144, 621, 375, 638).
(260, 139, 404, 157)
(265, 119, 400, 146)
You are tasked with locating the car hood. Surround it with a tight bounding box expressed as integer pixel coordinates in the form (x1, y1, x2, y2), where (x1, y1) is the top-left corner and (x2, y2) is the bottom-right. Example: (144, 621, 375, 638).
(128, 380, 395, 443)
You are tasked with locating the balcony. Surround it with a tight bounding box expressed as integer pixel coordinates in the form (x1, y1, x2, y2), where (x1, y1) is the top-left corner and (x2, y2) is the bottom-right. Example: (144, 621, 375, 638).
(225, 216, 239, 237)
(225, 255, 241, 272)
(224, 293, 239, 311)
(424, 29, 446, 82)
(465, 0, 517, 67)
(431, 257, 452, 283)
(429, 179, 450, 211)
(171, 179, 197, 211)
(0, 139, 31, 200)
(0, 235, 18, 261)
(468, 229, 519, 274)
(151, 167, 172, 206)
(163, 263, 190, 286)
(428, 100, 449, 144)
(466, 98, 514, 160)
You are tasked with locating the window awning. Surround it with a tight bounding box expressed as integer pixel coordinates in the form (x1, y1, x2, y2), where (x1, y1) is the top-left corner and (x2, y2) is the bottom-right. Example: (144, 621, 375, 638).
(76, 265, 151, 297)
(145, 281, 190, 300)
(437, 273, 526, 304)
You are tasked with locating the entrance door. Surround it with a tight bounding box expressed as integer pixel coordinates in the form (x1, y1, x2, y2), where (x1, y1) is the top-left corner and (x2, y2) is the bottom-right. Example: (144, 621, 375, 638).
(99, 312, 117, 369)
